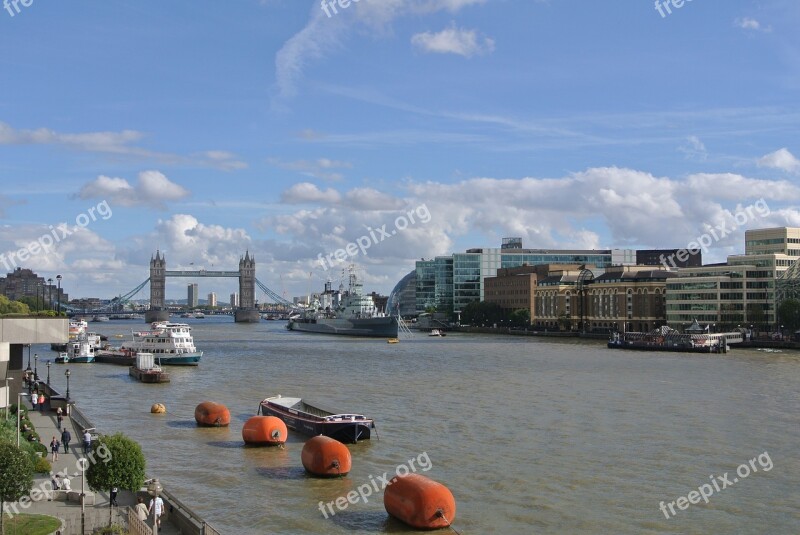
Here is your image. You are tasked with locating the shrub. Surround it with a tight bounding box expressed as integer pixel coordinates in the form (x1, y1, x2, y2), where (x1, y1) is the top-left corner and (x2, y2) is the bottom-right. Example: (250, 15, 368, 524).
(93, 524, 127, 534)
(32, 456, 51, 474)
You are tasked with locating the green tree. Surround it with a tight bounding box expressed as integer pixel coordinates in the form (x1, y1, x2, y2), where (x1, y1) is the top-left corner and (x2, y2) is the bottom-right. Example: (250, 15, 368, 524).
(0, 442, 35, 534)
(0, 295, 31, 315)
(461, 301, 507, 327)
(85, 434, 146, 526)
(510, 309, 531, 328)
(777, 298, 800, 333)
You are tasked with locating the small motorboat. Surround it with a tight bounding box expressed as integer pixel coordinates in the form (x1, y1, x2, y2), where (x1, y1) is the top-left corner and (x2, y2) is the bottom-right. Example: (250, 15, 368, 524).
(54, 352, 69, 364)
(387, 338, 400, 344)
(259, 395, 375, 443)
(429, 329, 446, 337)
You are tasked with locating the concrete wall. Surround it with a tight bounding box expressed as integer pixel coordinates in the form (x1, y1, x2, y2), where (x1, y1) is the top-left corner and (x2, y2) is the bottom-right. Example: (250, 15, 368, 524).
(0, 318, 68, 371)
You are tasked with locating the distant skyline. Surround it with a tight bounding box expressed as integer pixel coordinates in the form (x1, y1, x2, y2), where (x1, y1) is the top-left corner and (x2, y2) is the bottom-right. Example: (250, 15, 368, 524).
(2, 1, 799, 300)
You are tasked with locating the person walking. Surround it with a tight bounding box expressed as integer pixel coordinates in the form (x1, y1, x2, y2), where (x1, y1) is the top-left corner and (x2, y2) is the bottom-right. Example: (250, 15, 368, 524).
(38, 392, 46, 413)
(56, 407, 63, 430)
(149, 494, 164, 531)
(110, 486, 118, 506)
(61, 428, 71, 454)
(31, 390, 38, 411)
(82, 429, 92, 454)
(50, 436, 60, 462)
(135, 497, 148, 521)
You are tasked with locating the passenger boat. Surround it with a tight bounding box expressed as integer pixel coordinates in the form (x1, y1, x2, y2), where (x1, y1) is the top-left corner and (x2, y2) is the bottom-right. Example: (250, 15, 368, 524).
(129, 353, 170, 383)
(54, 352, 69, 364)
(51, 319, 89, 351)
(259, 395, 375, 443)
(67, 338, 95, 363)
(121, 322, 202, 365)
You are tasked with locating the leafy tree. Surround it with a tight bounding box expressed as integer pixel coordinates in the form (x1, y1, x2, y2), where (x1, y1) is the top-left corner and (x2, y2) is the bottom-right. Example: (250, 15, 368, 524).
(0, 442, 35, 534)
(0, 295, 30, 315)
(510, 309, 531, 328)
(777, 298, 800, 333)
(461, 301, 507, 327)
(86, 434, 146, 526)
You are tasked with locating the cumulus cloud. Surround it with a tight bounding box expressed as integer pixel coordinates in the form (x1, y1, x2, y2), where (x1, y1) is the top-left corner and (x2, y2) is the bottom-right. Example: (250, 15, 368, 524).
(411, 24, 495, 57)
(77, 171, 191, 209)
(281, 182, 343, 204)
(735, 17, 771, 32)
(757, 148, 800, 174)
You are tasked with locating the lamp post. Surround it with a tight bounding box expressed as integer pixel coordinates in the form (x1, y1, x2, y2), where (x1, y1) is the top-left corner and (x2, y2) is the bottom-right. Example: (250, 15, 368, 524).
(78, 457, 89, 535)
(26, 345, 31, 370)
(148, 478, 164, 534)
(3, 377, 12, 421)
(65, 369, 71, 401)
(57, 274, 62, 315)
(46, 360, 51, 387)
(34, 354, 38, 381)
(16, 393, 29, 447)
(47, 278, 53, 310)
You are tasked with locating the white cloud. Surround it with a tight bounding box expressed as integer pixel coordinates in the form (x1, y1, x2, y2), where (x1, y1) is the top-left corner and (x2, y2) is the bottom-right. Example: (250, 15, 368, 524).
(268, 157, 352, 181)
(77, 171, 191, 209)
(411, 25, 495, 57)
(757, 148, 800, 174)
(735, 17, 771, 32)
(678, 135, 707, 161)
(280, 182, 343, 204)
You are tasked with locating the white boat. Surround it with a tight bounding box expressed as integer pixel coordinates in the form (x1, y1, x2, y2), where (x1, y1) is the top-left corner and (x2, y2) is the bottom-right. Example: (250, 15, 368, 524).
(67, 338, 95, 363)
(429, 329, 446, 337)
(193, 312, 205, 319)
(91, 315, 110, 322)
(121, 322, 202, 366)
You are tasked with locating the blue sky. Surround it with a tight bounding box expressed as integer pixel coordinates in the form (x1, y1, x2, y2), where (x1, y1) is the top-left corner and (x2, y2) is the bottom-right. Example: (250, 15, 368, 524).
(1, 0, 799, 301)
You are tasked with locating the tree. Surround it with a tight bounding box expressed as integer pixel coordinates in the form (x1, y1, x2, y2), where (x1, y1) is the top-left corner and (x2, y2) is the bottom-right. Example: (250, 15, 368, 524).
(85, 433, 146, 526)
(510, 309, 531, 328)
(0, 442, 35, 534)
(777, 298, 800, 333)
(0, 295, 30, 315)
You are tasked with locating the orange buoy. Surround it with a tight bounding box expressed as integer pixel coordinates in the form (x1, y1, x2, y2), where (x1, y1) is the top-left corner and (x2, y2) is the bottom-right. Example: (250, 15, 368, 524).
(242, 416, 287, 446)
(301, 435, 352, 477)
(384, 474, 456, 530)
(194, 402, 231, 427)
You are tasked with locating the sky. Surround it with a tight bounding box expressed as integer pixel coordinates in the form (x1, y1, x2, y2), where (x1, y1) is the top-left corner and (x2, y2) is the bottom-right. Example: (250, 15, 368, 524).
(1, 0, 799, 302)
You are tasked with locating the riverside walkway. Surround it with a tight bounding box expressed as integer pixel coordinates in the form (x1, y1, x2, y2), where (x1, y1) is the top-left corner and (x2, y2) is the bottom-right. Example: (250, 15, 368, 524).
(8, 370, 180, 534)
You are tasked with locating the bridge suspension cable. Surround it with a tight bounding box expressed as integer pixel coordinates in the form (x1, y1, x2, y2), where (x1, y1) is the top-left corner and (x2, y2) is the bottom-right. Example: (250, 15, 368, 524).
(101, 278, 151, 311)
(255, 278, 295, 307)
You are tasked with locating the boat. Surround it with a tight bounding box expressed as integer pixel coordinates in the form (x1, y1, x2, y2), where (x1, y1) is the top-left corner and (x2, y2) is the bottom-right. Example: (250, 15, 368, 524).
(286, 267, 398, 338)
(121, 322, 202, 365)
(67, 338, 95, 363)
(428, 329, 446, 337)
(387, 338, 400, 344)
(129, 353, 170, 383)
(94, 348, 136, 366)
(54, 352, 69, 364)
(180, 312, 192, 318)
(259, 395, 375, 443)
(193, 312, 205, 319)
(607, 325, 734, 353)
(51, 319, 88, 351)
(91, 315, 110, 322)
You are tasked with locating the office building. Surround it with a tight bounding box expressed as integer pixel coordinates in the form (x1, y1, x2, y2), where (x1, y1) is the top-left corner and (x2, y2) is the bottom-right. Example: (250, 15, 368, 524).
(230, 292, 239, 308)
(208, 292, 217, 307)
(187, 284, 199, 308)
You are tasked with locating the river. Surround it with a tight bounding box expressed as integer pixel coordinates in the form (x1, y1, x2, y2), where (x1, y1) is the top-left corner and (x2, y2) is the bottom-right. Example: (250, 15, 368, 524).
(36, 317, 800, 534)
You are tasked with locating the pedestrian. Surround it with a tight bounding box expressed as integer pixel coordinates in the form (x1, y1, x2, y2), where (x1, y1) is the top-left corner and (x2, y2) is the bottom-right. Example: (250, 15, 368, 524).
(57, 411, 63, 430)
(61, 428, 71, 454)
(39, 392, 46, 413)
(149, 494, 164, 531)
(110, 486, 118, 506)
(50, 436, 60, 462)
(51, 474, 60, 491)
(31, 391, 38, 411)
(135, 497, 148, 521)
(83, 429, 92, 454)
(61, 474, 72, 491)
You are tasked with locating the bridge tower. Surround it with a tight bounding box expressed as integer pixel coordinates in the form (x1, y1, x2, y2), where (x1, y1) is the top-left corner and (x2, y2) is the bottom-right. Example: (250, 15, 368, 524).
(145, 251, 170, 323)
(235, 250, 260, 323)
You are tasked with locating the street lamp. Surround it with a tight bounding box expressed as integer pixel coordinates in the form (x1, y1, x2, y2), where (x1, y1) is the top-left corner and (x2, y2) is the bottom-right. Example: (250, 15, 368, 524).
(57, 274, 62, 315)
(26, 345, 31, 369)
(78, 457, 89, 535)
(48, 278, 53, 310)
(46, 361, 51, 387)
(16, 393, 29, 447)
(148, 478, 164, 534)
(34, 354, 38, 381)
(3, 377, 12, 421)
(65, 369, 71, 401)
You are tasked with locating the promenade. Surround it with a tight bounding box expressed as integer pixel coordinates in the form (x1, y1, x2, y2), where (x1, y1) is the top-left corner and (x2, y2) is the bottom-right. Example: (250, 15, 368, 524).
(7, 369, 180, 534)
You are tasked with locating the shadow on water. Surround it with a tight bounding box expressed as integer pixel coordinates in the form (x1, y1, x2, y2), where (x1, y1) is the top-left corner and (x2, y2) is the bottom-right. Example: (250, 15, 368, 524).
(255, 466, 307, 480)
(206, 440, 246, 449)
(165, 420, 199, 429)
(329, 511, 417, 533)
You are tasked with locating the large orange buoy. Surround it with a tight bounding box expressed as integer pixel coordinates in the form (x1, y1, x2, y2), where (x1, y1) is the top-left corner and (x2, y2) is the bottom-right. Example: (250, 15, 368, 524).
(242, 416, 287, 446)
(194, 402, 231, 427)
(301, 435, 352, 477)
(384, 474, 456, 530)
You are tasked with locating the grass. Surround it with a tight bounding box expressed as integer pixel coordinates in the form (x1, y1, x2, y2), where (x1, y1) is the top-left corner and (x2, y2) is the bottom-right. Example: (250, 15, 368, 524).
(2, 513, 61, 534)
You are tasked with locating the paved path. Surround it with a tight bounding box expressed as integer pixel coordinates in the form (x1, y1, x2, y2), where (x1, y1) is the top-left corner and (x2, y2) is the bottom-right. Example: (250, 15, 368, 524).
(8, 372, 180, 534)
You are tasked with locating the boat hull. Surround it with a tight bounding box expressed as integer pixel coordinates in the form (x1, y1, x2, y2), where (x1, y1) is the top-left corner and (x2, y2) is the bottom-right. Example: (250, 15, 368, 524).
(607, 341, 721, 353)
(129, 367, 170, 383)
(156, 352, 202, 366)
(260, 400, 373, 443)
(286, 317, 398, 338)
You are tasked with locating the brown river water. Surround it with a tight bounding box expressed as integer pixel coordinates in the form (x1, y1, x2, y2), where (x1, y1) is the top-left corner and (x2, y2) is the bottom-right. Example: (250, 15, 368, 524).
(37, 317, 800, 534)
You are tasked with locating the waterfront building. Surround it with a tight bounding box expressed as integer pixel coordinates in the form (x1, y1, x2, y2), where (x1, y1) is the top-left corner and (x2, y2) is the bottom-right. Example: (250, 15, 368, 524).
(230, 292, 239, 308)
(208, 292, 217, 307)
(415, 238, 638, 316)
(665, 227, 800, 331)
(386, 270, 417, 317)
(637, 248, 702, 268)
(187, 284, 199, 308)
(0, 267, 67, 307)
(534, 265, 675, 332)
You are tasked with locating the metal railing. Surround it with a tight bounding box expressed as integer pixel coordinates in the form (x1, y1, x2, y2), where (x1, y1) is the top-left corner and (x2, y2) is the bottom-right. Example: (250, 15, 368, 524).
(57, 506, 128, 534)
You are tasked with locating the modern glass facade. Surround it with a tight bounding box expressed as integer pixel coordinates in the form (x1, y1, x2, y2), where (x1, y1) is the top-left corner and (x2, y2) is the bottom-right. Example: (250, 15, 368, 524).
(453, 253, 481, 313)
(415, 260, 436, 312)
(434, 257, 454, 313)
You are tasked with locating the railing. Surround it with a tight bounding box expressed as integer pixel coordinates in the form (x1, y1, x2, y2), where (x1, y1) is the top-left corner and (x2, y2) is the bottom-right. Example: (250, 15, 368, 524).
(159, 487, 222, 534)
(68, 403, 98, 437)
(57, 506, 128, 534)
(127, 506, 152, 535)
